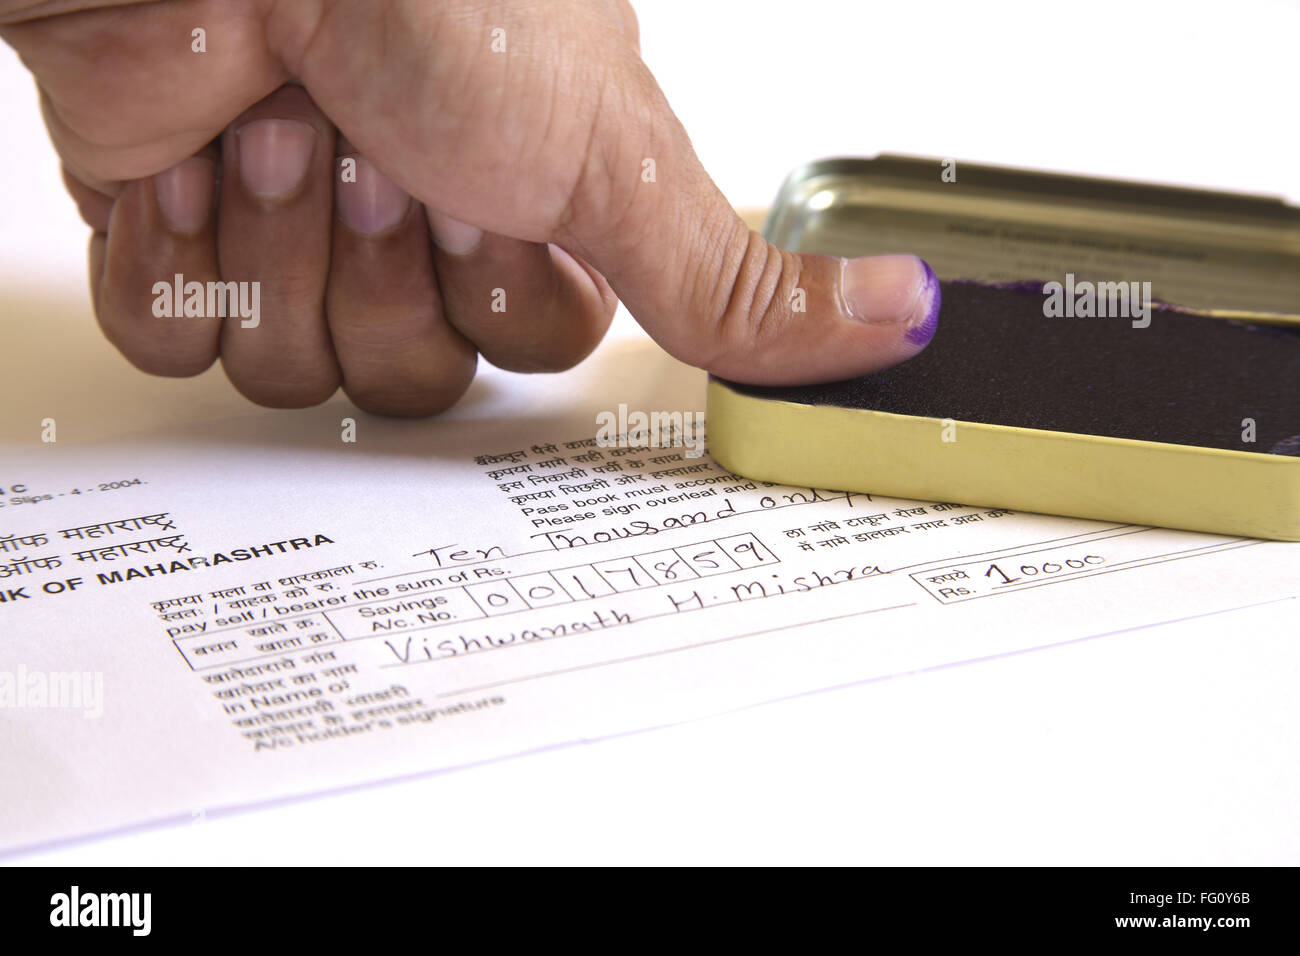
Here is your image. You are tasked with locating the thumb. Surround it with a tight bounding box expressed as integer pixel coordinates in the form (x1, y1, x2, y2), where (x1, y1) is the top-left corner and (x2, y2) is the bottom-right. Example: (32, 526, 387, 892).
(554, 72, 939, 385)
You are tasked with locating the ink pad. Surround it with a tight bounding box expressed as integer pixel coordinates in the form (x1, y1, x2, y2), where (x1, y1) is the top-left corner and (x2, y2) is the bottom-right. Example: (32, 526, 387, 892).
(708, 157, 1300, 539)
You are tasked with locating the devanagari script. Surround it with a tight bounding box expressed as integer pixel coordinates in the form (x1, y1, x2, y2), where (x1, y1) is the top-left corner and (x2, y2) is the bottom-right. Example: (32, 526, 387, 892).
(1, 312, 1296, 853)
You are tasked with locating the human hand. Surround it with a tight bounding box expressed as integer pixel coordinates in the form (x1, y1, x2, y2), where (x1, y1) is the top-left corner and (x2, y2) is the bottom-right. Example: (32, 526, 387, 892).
(2, 0, 939, 415)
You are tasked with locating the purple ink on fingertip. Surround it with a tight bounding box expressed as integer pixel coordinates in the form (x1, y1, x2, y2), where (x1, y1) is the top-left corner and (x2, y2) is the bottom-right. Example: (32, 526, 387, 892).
(905, 259, 941, 347)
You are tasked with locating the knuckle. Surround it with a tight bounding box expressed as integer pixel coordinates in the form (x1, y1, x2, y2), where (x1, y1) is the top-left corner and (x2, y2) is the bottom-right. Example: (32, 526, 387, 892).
(97, 303, 220, 379)
(346, 377, 472, 418)
(694, 228, 799, 375)
(473, 310, 609, 375)
(226, 364, 340, 409)
(119, 342, 217, 379)
(555, 60, 656, 248)
(479, 341, 593, 375)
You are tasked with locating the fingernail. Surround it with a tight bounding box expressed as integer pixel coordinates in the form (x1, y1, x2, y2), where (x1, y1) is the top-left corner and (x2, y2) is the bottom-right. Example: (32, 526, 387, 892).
(841, 254, 941, 346)
(237, 119, 316, 199)
(905, 260, 941, 346)
(153, 157, 214, 233)
(427, 210, 483, 255)
(336, 155, 410, 235)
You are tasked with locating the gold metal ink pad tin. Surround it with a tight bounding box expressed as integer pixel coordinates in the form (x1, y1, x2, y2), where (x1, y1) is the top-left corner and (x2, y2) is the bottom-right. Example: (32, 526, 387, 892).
(709, 156, 1300, 540)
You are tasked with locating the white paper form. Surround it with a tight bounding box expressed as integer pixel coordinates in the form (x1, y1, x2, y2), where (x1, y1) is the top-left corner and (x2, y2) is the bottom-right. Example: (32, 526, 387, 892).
(1, 314, 1296, 854)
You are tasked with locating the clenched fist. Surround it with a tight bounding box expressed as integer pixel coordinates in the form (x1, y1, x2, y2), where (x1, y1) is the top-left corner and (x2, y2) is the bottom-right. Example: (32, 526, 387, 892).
(1, 0, 939, 414)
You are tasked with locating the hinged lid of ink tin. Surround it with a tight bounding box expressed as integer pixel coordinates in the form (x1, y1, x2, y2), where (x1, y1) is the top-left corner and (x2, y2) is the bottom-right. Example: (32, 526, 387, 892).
(708, 156, 1300, 540)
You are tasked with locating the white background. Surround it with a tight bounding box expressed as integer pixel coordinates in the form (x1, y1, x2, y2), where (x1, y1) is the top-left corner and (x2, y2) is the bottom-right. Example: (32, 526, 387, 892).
(2, 0, 1298, 864)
